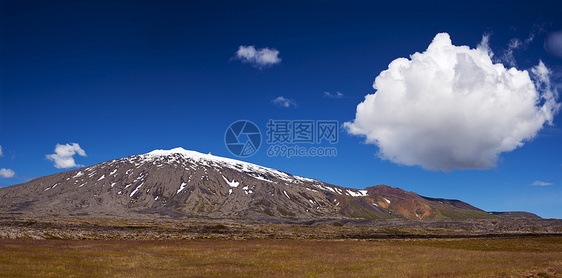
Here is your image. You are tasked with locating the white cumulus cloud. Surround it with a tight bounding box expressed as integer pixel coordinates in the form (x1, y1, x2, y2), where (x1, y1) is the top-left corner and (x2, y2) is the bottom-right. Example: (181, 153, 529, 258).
(345, 33, 560, 171)
(46, 143, 87, 169)
(0, 168, 15, 178)
(272, 96, 297, 108)
(235, 45, 281, 68)
(529, 181, 553, 186)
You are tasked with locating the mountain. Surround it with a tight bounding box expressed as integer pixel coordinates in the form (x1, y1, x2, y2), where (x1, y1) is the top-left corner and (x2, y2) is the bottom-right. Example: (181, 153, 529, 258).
(0, 148, 533, 220)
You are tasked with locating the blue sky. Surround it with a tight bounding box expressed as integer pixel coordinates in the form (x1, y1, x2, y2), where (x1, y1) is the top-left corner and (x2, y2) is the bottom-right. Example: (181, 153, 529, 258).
(1, 0, 561, 218)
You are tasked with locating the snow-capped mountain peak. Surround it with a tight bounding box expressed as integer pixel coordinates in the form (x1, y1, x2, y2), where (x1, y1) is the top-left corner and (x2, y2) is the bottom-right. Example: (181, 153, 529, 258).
(141, 147, 317, 184)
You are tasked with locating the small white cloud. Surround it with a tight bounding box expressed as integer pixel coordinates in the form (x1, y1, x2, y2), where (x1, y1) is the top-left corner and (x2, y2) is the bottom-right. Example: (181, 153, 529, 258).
(46, 143, 87, 169)
(545, 31, 562, 59)
(0, 168, 15, 178)
(345, 32, 560, 171)
(324, 91, 344, 98)
(235, 45, 281, 68)
(529, 181, 553, 186)
(272, 96, 297, 108)
(0, 145, 3, 157)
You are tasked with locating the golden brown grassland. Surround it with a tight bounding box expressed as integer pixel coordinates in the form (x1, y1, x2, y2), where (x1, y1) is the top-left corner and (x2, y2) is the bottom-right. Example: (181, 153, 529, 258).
(0, 237, 560, 277)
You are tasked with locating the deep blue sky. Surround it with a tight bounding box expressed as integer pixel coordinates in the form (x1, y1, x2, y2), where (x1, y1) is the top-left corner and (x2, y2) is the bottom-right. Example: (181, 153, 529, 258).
(1, 0, 561, 218)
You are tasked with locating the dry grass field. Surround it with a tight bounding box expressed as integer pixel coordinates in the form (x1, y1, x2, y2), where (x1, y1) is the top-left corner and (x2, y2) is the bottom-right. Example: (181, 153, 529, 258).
(0, 237, 560, 277)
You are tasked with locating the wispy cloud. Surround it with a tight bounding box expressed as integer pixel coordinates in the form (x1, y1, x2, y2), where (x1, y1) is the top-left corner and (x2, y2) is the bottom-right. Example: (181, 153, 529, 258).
(235, 45, 281, 69)
(46, 143, 87, 169)
(0, 145, 3, 157)
(545, 30, 562, 59)
(345, 32, 560, 171)
(501, 38, 522, 67)
(324, 91, 344, 99)
(0, 168, 15, 178)
(501, 24, 547, 67)
(272, 96, 296, 108)
(525, 23, 546, 45)
(529, 181, 554, 186)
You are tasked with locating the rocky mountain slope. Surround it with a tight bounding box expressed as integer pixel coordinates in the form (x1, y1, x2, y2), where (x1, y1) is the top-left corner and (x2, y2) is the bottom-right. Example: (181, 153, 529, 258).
(0, 148, 535, 220)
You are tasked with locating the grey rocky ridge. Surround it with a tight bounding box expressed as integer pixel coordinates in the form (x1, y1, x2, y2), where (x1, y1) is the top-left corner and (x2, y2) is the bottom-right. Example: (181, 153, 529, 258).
(0, 148, 541, 220)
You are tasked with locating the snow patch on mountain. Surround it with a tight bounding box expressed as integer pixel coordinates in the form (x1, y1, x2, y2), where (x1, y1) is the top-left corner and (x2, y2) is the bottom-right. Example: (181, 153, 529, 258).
(130, 182, 144, 197)
(347, 190, 368, 197)
(177, 182, 187, 194)
(222, 176, 239, 188)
